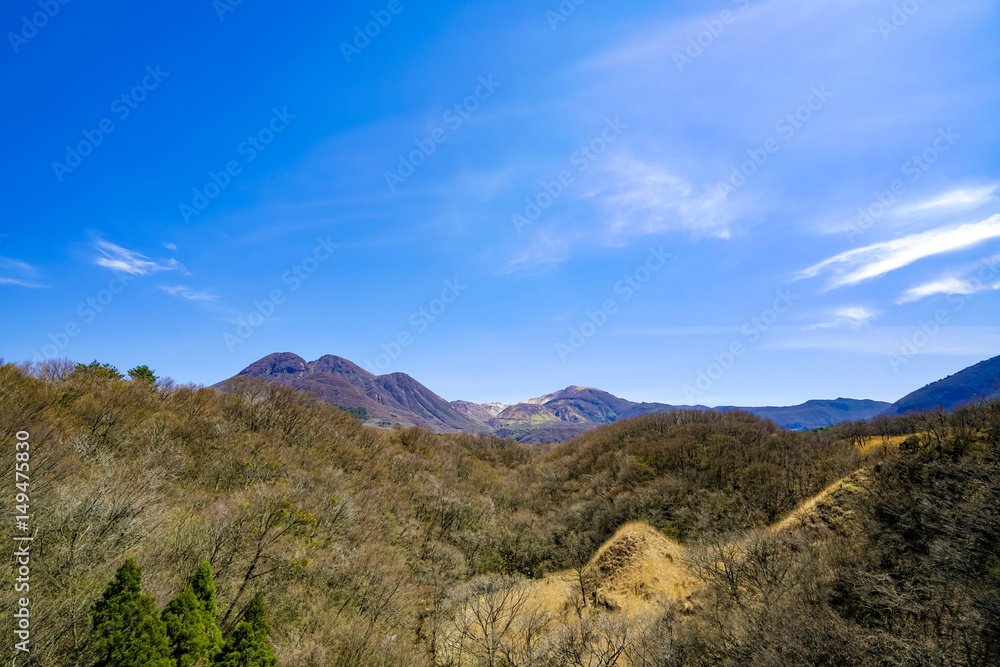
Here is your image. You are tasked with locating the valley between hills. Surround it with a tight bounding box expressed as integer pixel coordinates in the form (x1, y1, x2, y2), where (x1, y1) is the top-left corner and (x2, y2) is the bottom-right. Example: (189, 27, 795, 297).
(2, 354, 998, 665)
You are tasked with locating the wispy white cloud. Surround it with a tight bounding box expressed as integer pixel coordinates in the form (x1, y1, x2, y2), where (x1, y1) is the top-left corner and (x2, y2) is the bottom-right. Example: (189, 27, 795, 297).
(897, 277, 981, 304)
(807, 306, 877, 329)
(896, 254, 1000, 303)
(504, 157, 734, 272)
(0, 256, 48, 288)
(0, 277, 48, 288)
(579, 0, 830, 75)
(95, 240, 183, 276)
(591, 157, 734, 241)
(163, 242, 178, 251)
(500, 231, 572, 273)
(895, 185, 998, 217)
(798, 214, 1000, 289)
(160, 285, 219, 301)
(823, 184, 1000, 236)
(0, 256, 36, 274)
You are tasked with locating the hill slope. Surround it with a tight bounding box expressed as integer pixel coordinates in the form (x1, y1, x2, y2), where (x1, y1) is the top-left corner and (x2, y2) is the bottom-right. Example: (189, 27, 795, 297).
(882, 354, 1000, 416)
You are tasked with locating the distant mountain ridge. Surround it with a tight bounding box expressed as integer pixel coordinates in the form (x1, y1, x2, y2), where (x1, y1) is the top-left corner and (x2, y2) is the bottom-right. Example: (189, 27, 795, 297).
(486, 389, 889, 443)
(715, 399, 892, 432)
(217, 352, 962, 442)
(216, 352, 487, 433)
(882, 354, 1000, 416)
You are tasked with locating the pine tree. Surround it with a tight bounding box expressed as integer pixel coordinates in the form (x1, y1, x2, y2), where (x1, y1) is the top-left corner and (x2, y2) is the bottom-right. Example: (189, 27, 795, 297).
(192, 560, 220, 622)
(91, 559, 173, 667)
(194, 560, 224, 655)
(212, 593, 277, 667)
(127, 364, 158, 383)
(75, 360, 124, 380)
(163, 560, 224, 666)
(241, 593, 269, 636)
(162, 588, 215, 666)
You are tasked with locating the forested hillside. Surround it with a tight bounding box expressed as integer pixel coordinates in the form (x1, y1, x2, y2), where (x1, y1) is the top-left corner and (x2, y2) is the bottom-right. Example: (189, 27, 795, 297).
(1, 360, 998, 665)
(883, 354, 1000, 416)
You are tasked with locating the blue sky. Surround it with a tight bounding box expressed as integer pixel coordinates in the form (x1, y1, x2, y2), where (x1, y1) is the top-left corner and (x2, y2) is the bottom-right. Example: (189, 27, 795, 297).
(2, 0, 999, 406)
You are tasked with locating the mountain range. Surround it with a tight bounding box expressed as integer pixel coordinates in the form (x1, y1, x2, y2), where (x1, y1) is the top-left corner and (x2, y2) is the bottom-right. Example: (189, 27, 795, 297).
(881, 354, 1000, 416)
(215, 352, 487, 433)
(214, 352, 1000, 442)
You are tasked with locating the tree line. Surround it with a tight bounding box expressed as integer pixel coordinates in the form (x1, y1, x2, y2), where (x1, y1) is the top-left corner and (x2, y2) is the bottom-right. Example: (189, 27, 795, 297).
(91, 558, 275, 667)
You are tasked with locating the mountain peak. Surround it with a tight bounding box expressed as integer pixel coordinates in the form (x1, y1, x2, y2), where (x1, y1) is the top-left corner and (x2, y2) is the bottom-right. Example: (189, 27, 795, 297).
(220, 352, 485, 434)
(238, 352, 309, 377)
(523, 385, 604, 405)
(308, 354, 374, 380)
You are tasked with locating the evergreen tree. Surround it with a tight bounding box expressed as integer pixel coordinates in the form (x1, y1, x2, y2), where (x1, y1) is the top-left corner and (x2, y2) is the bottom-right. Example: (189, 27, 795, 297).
(241, 593, 269, 636)
(91, 559, 173, 667)
(163, 587, 220, 667)
(127, 364, 158, 383)
(212, 593, 277, 667)
(192, 560, 220, 622)
(75, 360, 124, 380)
(163, 560, 224, 666)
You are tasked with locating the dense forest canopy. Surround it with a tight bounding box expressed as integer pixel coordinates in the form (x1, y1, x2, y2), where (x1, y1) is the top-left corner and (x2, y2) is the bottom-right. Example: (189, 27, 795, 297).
(1, 359, 998, 666)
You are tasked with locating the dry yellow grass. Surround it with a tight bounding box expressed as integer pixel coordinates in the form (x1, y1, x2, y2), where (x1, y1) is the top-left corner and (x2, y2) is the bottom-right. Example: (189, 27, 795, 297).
(855, 433, 915, 455)
(587, 522, 694, 613)
(518, 522, 695, 624)
(769, 471, 858, 533)
(452, 468, 870, 660)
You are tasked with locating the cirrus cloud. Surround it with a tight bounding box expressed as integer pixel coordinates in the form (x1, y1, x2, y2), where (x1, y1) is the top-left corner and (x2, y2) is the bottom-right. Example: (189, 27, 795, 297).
(807, 306, 878, 329)
(896, 254, 1000, 304)
(798, 214, 1000, 290)
(0, 256, 48, 288)
(160, 285, 219, 302)
(95, 239, 184, 276)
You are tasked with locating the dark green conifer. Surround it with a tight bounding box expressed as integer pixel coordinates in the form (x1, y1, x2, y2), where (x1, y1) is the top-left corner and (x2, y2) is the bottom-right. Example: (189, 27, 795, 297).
(212, 593, 277, 667)
(91, 558, 173, 667)
(127, 364, 158, 383)
(163, 560, 224, 665)
(192, 560, 220, 622)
